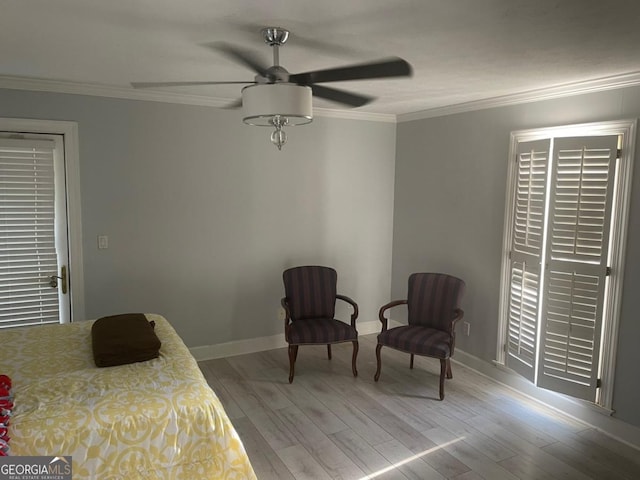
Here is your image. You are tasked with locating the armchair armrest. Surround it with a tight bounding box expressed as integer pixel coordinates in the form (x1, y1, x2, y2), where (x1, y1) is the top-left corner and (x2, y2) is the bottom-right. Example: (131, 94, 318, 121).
(281, 297, 292, 341)
(378, 299, 407, 332)
(450, 308, 464, 354)
(336, 294, 359, 328)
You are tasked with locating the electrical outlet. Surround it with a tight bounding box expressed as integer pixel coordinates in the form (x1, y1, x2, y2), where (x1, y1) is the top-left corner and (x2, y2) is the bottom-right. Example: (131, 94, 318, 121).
(277, 308, 286, 321)
(463, 321, 471, 336)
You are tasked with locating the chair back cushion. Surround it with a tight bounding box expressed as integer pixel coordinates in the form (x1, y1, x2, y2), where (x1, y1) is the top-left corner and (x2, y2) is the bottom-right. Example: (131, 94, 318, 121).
(283, 266, 337, 321)
(407, 273, 465, 331)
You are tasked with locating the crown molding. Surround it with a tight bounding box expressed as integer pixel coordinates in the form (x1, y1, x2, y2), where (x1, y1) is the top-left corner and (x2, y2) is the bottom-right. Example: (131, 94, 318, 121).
(313, 107, 396, 122)
(397, 71, 640, 123)
(3, 70, 640, 125)
(0, 75, 396, 123)
(0, 74, 233, 108)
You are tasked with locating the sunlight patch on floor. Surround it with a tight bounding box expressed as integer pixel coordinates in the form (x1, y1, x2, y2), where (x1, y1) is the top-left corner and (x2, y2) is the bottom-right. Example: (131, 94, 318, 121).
(358, 437, 465, 480)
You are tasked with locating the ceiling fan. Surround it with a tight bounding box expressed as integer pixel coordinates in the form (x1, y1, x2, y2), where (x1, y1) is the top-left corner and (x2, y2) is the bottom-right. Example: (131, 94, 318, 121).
(132, 27, 413, 149)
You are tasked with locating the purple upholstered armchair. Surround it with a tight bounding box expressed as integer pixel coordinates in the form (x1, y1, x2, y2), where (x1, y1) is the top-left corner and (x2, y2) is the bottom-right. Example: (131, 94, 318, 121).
(282, 266, 359, 383)
(375, 273, 465, 400)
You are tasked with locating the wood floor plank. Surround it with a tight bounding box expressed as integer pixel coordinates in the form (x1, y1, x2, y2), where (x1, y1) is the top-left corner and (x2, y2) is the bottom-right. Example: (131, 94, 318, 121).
(296, 376, 394, 446)
(541, 440, 635, 480)
(198, 334, 640, 480)
(273, 405, 367, 480)
(275, 380, 349, 435)
(497, 454, 557, 480)
(463, 415, 591, 480)
(553, 431, 640, 480)
(450, 471, 485, 480)
(231, 416, 296, 480)
(323, 373, 471, 478)
(576, 428, 640, 471)
(277, 444, 333, 480)
(374, 439, 446, 480)
(463, 405, 556, 448)
(198, 362, 246, 420)
(354, 381, 437, 432)
(422, 427, 520, 480)
(244, 407, 300, 451)
(329, 428, 401, 477)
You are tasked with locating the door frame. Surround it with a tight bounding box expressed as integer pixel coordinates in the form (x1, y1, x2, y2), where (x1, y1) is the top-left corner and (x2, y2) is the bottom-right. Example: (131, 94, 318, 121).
(0, 117, 84, 322)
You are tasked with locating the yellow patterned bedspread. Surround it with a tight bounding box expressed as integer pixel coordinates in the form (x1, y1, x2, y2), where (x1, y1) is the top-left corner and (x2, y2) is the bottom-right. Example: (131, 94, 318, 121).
(0, 314, 256, 480)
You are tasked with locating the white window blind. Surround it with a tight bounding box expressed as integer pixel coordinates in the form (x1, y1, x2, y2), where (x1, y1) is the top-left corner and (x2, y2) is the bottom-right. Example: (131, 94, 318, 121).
(537, 136, 617, 400)
(504, 134, 620, 402)
(0, 138, 60, 328)
(506, 138, 550, 381)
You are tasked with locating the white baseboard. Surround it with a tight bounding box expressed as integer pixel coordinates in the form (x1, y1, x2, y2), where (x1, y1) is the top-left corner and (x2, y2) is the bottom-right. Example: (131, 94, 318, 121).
(453, 349, 640, 450)
(189, 319, 393, 362)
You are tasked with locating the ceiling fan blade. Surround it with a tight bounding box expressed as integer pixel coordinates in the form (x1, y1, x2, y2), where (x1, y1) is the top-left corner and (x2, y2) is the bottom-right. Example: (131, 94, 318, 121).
(222, 98, 243, 109)
(205, 42, 270, 76)
(131, 81, 255, 88)
(311, 84, 374, 107)
(289, 57, 412, 84)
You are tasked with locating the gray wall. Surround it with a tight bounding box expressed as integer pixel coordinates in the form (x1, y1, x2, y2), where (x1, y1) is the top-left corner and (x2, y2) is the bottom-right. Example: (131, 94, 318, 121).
(0, 88, 396, 348)
(394, 86, 640, 427)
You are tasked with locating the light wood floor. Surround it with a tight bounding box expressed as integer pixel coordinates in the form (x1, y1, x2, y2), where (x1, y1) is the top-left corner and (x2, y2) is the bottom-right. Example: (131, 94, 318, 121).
(198, 334, 640, 480)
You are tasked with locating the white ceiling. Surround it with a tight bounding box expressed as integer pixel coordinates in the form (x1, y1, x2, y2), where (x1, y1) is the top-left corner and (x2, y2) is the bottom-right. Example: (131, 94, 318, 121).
(3, 0, 640, 117)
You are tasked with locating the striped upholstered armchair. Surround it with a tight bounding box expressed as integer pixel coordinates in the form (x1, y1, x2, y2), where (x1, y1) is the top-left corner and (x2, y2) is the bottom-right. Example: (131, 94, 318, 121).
(375, 273, 465, 400)
(282, 266, 359, 383)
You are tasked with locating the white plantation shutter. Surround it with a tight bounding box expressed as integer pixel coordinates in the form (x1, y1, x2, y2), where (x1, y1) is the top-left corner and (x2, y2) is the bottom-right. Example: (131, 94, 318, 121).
(537, 136, 617, 400)
(506, 139, 550, 381)
(0, 138, 61, 328)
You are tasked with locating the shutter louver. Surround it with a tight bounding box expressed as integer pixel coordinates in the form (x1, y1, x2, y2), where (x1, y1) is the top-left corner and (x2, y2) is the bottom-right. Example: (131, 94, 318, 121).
(507, 260, 540, 380)
(513, 144, 548, 257)
(538, 136, 617, 400)
(506, 139, 550, 381)
(0, 139, 60, 328)
(550, 142, 613, 263)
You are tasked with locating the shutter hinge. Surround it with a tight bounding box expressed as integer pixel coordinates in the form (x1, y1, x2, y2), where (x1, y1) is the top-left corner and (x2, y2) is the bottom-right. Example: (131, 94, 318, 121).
(606, 266, 612, 276)
(504, 343, 508, 353)
(508, 251, 512, 260)
(596, 378, 602, 388)
(616, 148, 622, 159)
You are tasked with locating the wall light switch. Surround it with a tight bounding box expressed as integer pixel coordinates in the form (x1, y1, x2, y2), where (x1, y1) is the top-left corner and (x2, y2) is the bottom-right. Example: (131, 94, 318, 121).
(98, 235, 109, 249)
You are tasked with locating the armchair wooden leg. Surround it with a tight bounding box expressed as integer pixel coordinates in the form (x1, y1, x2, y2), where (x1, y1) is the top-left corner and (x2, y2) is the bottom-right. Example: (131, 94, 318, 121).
(351, 341, 358, 377)
(410, 353, 414, 369)
(327, 344, 332, 360)
(439, 358, 446, 400)
(446, 358, 453, 379)
(288, 345, 298, 384)
(374, 344, 383, 381)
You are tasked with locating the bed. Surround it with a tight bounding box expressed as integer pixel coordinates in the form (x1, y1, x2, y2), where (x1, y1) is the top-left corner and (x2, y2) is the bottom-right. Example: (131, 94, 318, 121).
(0, 313, 257, 480)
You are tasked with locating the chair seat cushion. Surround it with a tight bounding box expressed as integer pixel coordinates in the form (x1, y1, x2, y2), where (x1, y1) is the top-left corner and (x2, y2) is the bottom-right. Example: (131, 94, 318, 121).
(377, 325, 451, 358)
(288, 318, 357, 345)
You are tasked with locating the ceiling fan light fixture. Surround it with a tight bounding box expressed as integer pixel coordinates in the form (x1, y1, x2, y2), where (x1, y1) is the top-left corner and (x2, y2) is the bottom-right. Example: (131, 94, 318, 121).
(241, 83, 313, 126)
(242, 83, 312, 150)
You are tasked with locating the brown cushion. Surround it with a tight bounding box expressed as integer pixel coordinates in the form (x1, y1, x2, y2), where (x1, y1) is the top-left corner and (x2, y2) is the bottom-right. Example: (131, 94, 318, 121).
(91, 313, 161, 367)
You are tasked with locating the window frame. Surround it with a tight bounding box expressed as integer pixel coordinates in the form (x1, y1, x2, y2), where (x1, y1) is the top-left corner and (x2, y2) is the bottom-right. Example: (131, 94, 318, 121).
(497, 119, 637, 410)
